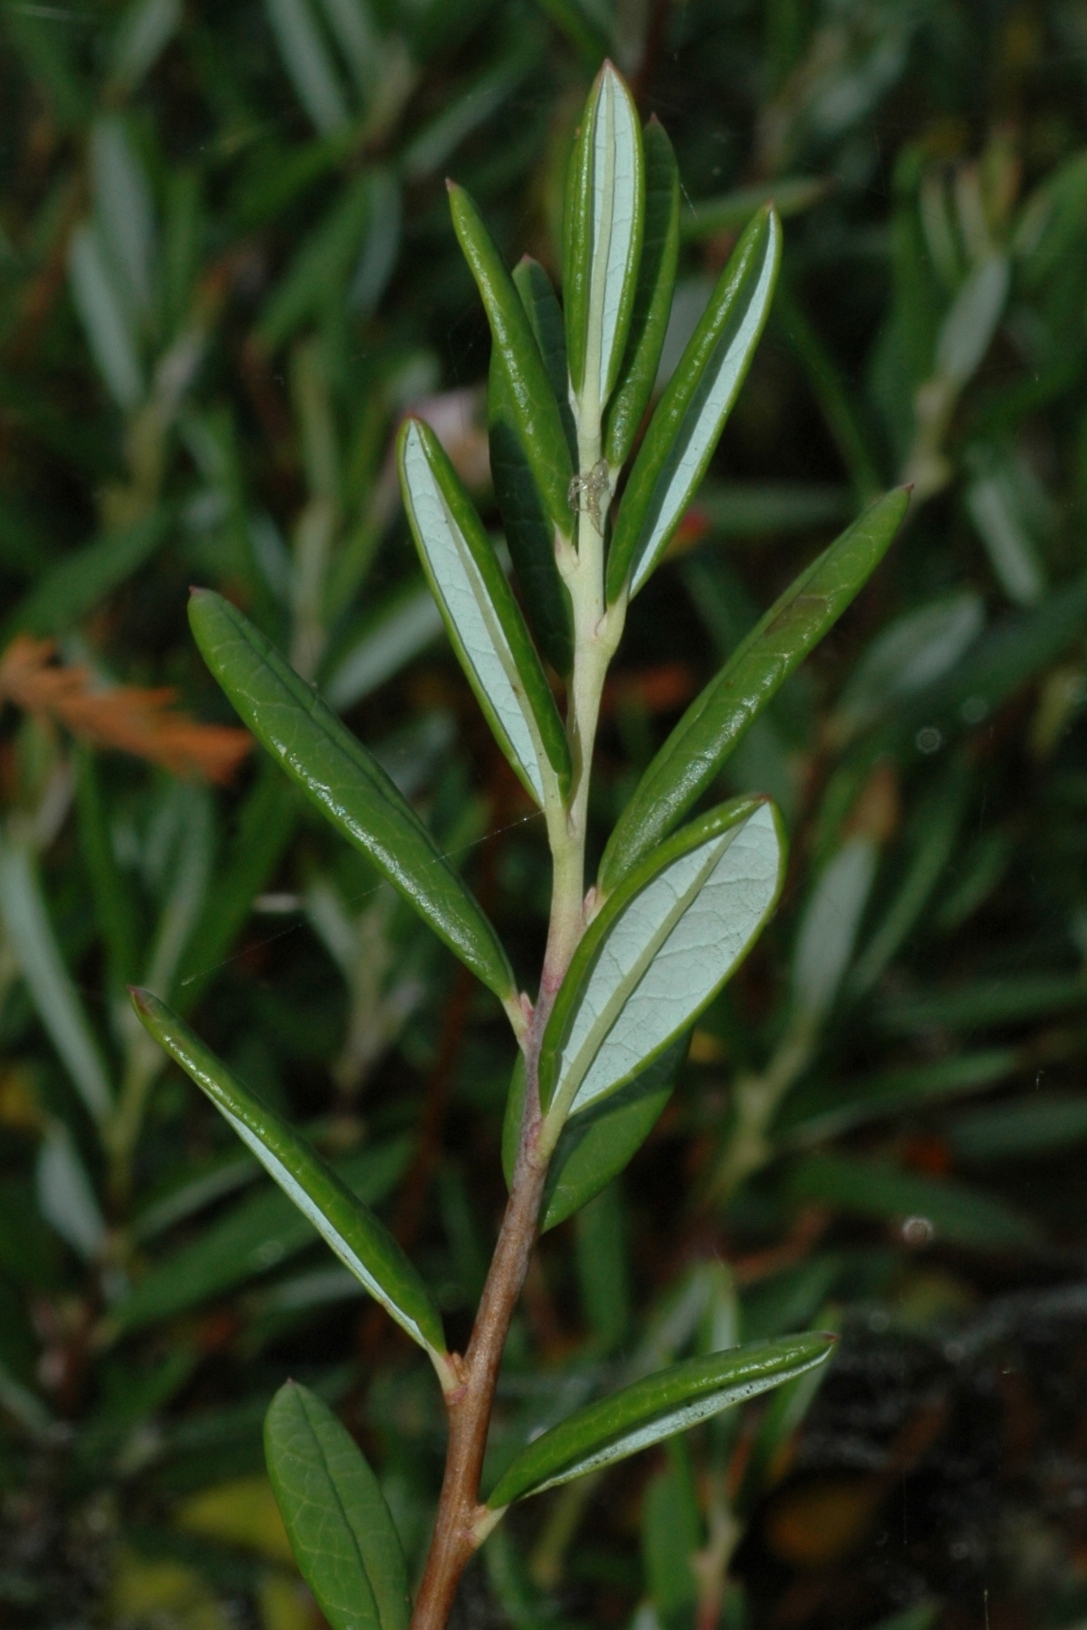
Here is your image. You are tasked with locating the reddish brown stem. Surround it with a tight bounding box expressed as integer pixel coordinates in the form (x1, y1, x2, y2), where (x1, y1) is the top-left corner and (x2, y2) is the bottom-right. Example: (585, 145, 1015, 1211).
(410, 1108, 549, 1630)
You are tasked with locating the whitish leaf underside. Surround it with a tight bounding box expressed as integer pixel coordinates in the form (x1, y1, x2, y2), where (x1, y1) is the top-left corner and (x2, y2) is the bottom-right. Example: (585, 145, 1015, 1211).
(555, 803, 781, 1117)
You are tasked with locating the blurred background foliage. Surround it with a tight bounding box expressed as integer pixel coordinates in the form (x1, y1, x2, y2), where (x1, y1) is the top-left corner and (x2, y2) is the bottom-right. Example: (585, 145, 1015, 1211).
(3, 1, 1087, 1628)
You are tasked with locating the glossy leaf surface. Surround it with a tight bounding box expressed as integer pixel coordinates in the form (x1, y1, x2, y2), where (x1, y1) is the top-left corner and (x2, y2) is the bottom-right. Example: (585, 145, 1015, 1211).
(188, 588, 515, 1003)
(130, 990, 447, 1357)
(503, 1035, 687, 1230)
(607, 206, 780, 600)
(487, 1333, 835, 1506)
(448, 182, 573, 543)
(604, 117, 680, 468)
(600, 487, 910, 890)
(398, 417, 570, 804)
(542, 800, 785, 1126)
(265, 1381, 410, 1630)
(563, 62, 644, 420)
(512, 256, 577, 459)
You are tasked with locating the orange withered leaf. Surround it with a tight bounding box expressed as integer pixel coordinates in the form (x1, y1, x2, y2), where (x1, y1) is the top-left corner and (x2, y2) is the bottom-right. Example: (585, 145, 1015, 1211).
(0, 635, 251, 784)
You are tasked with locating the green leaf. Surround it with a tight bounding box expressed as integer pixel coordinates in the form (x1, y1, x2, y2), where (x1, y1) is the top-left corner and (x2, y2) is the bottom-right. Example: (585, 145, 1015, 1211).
(563, 62, 644, 425)
(735, 1310, 840, 1515)
(606, 206, 781, 602)
(541, 800, 785, 1131)
(600, 487, 909, 889)
(398, 417, 570, 805)
(489, 348, 575, 674)
(188, 589, 516, 1006)
(502, 1036, 686, 1231)
(512, 256, 577, 459)
(265, 1382, 410, 1630)
(486, 1334, 835, 1507)
(604, 117, 680, 468)
(448, 182, 573, 544)
(129, 990, 447, 1357)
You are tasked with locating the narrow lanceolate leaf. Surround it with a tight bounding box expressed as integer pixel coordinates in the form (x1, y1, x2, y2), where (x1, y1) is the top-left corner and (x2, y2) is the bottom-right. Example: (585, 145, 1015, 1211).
(599, 488, 910, 891)
(130, 989, 447, 1359)
(513, 257, 577, 460)
(604, 117, 680, 469)
(503, 1035, 687, 1231)
(188, 589, 515, 1005)
(398, 418, 570, 805)
(448, 182, 573, 543)
(487, 1334, 836, 1507)
(265, 1382, 411, 1630)
(564, 61, 645, 425)
(541, 800, 785, 1132)
(607, 206, 781, 602)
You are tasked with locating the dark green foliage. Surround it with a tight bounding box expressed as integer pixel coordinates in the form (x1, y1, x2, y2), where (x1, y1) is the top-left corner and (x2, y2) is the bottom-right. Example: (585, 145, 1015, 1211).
(4, 6, 1087, 1630)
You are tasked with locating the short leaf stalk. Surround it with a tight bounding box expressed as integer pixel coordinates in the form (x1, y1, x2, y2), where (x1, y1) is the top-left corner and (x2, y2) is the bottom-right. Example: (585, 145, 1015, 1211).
(132, 58, 902, 1630)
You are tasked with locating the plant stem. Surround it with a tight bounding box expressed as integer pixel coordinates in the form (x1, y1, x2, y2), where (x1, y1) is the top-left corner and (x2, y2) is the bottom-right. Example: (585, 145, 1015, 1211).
(409, 1098, 549, 1630)
(411, 407, 627, 1630)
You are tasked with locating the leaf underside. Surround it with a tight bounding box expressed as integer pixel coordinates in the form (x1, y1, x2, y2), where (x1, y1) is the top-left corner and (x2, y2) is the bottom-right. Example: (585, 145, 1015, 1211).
(487, 1333, 836, 1507)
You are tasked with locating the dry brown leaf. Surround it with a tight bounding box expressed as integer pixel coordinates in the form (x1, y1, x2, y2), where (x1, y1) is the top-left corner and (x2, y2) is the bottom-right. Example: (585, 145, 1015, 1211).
(0, 635, 251, 784)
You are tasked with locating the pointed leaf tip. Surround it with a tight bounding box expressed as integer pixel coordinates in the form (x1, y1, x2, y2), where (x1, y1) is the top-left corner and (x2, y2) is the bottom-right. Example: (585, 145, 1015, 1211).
(564, 62, 645, 418)
(600, 485, 908, 887)
(486, 1334, 836, 1507)
(449, 182, 573, 546)
(130, 988, 448, 1359)
(607, 203, 780, 600)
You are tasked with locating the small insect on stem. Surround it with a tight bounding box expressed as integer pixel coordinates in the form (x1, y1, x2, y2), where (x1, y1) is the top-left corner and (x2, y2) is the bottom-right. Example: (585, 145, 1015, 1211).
(568, 460, 612, 534)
